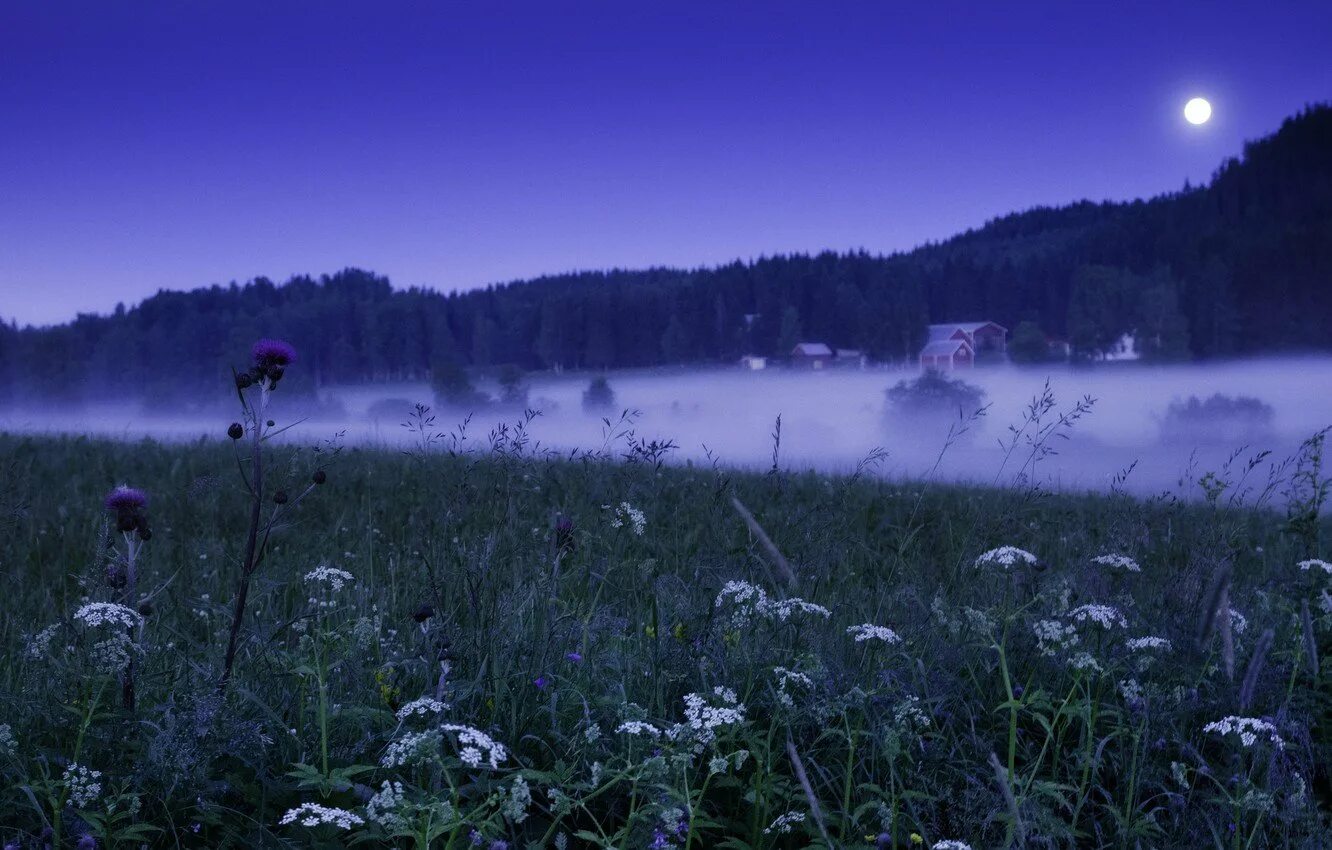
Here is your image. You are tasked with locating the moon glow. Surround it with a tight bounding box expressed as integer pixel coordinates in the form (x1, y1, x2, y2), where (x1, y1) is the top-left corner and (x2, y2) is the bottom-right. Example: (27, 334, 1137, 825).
(1184, 97, 1212, 125)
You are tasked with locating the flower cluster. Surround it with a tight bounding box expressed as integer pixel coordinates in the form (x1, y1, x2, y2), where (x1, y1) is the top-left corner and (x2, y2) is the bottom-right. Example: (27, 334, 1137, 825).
(365, 781, 406, 830)
(615, 720, 662, 738)
(1032, 619, 1079, 656)
(714, 580, 830, 627)
(1126, 636, 1173, 652)
(1091, 553, 1141, 572)
(1203, 716, 1284, 749)
(763, 597, 831, 621)
(304, 565, 354, 592)
(64, 763, 103, 809)
(772, 667, 813, 708)
(395, 696, 448, 721)
(974, 546, 1037, 569)
(249, 339, 297, 387)
(846, 623, 901, 644)
(104, 485, 150, 537)
(0, 723, 14, 756)
(441, 724, 508, 769)
(934, 842, 974, 850)
(74, 602, 143, 631)
(667, 687, 746, 751)
(381, 730, 441, 769)
(279, 803, 365, 830)
(762, 811, 806, 835)
(1068, 604, 1128, 630)
(607, 502, 646, 536)
(1297, 558, 1332, 575)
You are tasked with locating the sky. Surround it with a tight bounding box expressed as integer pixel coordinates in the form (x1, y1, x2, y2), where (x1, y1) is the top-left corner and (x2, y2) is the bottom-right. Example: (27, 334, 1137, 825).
(1, 1, 1330, 327)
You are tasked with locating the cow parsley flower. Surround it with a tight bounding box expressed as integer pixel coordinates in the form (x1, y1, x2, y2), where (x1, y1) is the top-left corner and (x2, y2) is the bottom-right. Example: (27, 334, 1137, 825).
(365, 781, 407, 830)
(381, 730, 442, 768)
(933, 842, 974, 850)
(1068, 651, 1102, 673)
(894, 695, 931, 730)
(279, 803, 364, 829)
(64, 763, 103, 809)
(615, 720, 662, 738)
(501, 775, 531, 823)
(847, 623, 901, 643)
(1297, 559, 1332, 575)
(1203, 716, 1284, 749)
(772, 667, 813, 708)
(1069, 604, 1128, 630)
(74, 602, 143, 631)
(1091, 554, 1141, 572)
(1032, 619, 1079, 655)
(304, 565, 354, 592)
(1126, 636, 1173, 652)
(1228, 608, 1249, 635)
(395, 697, 448, 721)
(441, 724, 508, 769)
(89, 634, 135, 675)
(763, 811, 806, 835)
(667, 687, 746, 751)
(974, 546, 1037, 569)
(26, 623, 61, 658)
(762, 597, 831, 621)
(606, 502, 646, 536)
(714, 581, 829, 626)
(0, 724, 15, 757)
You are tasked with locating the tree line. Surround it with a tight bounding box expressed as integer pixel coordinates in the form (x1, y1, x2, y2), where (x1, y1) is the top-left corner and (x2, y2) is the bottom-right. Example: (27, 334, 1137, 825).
(1, 104, 1329, 406)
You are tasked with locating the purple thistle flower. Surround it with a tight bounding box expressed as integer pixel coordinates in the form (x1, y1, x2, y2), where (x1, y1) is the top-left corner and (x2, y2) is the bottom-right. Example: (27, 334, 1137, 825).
(104, 485, 148, 513)
(252, 338, 297, 369)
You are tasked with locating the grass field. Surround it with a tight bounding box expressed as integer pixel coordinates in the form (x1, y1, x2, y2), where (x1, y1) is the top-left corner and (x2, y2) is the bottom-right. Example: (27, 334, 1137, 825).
(1, 417, 1330, 848)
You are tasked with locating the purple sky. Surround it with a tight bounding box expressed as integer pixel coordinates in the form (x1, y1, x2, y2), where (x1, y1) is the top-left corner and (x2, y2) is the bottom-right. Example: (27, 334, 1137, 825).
(2, 1, 1329, 327)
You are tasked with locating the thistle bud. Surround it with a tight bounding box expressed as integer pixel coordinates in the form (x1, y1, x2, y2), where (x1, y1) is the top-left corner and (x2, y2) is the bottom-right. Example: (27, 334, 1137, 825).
(266, 419, 275, 427)
(105, 564, 128, 589)
(227, 422, 244, 440)
(137, 526, 152, 541)
(273, 490, 289, 505)
(236, 372, 253, 390)
(312, 469, 327, 485)
(268, 366, 284, 383)
(137, 601, 154, 617)
(411, 603, 435, 624)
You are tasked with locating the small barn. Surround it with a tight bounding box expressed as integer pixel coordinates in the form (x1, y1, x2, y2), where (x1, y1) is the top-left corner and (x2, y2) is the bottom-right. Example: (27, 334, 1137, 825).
(919, 338, 974, 370)
(834, 348, 868, 369)
(790, 342, 834, 369)
(739, 355, 767, 370)
(927, 321, 1008, 355)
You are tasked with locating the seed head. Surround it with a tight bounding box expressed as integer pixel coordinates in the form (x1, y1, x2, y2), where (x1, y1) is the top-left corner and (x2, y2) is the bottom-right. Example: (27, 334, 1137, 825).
(273, 490, 289, 505)
(411, 603, 435, 624)
(312, 469, 327, 485)
(228, 422, 244, 440)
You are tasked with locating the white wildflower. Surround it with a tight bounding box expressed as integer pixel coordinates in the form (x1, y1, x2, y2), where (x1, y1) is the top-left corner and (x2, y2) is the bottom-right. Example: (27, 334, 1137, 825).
(441, 724, 508, 769)
(279, 803, 365, 829)
(63, 763, 103, 809)
(365, 781, 406, 830)
(615, 720, 662, 738)
(1069, 604, 1128, 630)
(708, 755, 729, 775)
(1032, 619, 1079, 656)
(761, 597, 831, 621)
(0, 723, 14, 756)
(933, 842, 974, 850)
(1203, 716, 1284, 749)
(763, 810, 806, 835)
(502, 774, 531, 823)
(380, 729, 442, 768)
(715, 581, 829, 626)
(89, 633, 135, 675)
(893, 695, 931, 730)
(1068, 651, 1102, 673)
(974, 546, 1037, 569)
(772, 667, 813, 708)
(1091, 553, 1141, 572)
(26, 623, 61, 658)
(847, 623, 901, 644)
(607, 502, 646, 536)
(1228, 608, 1249, 635)
(666, 687, 746, 751)
(1126, 636, 1173, 652)
(303, 565, 354, 592)
(1297, 559, 1332, 575)
(1118, 678, 1144, 704)
(73, 602, 142, 630)
(395, 697, 448, 721)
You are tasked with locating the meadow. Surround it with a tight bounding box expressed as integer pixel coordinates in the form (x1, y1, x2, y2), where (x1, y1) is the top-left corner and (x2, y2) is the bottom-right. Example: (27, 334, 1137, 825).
(1, 348, 1331, 848)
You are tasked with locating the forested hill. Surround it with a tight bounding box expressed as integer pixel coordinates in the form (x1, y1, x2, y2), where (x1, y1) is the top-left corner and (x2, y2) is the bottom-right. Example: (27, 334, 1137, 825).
(2, 104, 1330, 404)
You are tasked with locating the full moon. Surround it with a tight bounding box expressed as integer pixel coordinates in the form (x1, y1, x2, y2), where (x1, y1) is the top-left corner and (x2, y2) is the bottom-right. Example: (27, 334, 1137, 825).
(1184, 97, 1212, 125)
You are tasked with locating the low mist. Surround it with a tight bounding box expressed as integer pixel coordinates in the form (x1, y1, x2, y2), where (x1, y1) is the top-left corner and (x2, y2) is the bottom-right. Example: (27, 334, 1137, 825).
(5, 356, 1332, 504)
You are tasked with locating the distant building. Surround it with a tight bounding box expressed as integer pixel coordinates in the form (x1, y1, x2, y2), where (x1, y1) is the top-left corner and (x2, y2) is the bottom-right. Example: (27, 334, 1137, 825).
(739, 355, 767, 370)
(1102, 332, 1140, 362)
(790, 342, 834, 369)
(927, 321, 1008, 356)
(919, 338, 974, 370)
(1046, 337, 1072, 360)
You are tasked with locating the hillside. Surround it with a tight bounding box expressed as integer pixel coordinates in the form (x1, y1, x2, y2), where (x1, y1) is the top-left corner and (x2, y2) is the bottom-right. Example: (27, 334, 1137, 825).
(2, 104, 1330, 403)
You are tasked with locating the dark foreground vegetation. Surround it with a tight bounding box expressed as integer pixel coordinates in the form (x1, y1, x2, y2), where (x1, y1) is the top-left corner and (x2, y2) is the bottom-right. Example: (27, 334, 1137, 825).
(1, 419, 1330, 848)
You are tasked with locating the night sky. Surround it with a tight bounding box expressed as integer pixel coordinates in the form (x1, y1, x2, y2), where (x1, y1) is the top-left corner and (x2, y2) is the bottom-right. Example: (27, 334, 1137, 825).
(2, 1, 1329, 326)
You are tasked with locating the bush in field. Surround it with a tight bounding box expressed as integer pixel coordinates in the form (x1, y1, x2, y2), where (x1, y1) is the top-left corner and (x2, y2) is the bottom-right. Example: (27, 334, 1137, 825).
(582, 374, 616, 412)
(431, 360, 489, 409)
(1159, 393, 1275, 444)
(1008, 320, 1052, 364)
(496, 364, 529, 408)
(885, 369, 986, 419)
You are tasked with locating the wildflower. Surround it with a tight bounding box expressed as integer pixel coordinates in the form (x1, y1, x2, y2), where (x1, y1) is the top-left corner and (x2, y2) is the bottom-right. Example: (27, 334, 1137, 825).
(303, 565, 354, 592)
(666, 687, 746, 751)
(1297, 559, 1332, 575)
(252, 339, 297, 372)
(26, 623, 60, 658)
(847, 623, 900, 643)
(89, 634, 135, 675)
(1126, 636, 1173, 652)
(441, 724, 508, 769)
(974, 546, 1037, 569)
(606, 502, 646, 535)
(279, 803, 365, 829)
(534, 675, 550, 690)
(1032, 619, 1079, 655)
(1203, 716, 1284, 749)
(762, 597, 831, 621)
(763, 811, 806, 835)
(1118, 678, 1144, 704)
(74, 602, 143, 631)
(64, 763, 103, 809)
(501, 775, 531, 823)
(104, 485, 148, 533)
(365, 781, 406, 830)
(395, 696, 448, 721)
(933, 842, 974, 850)
(381, 729, 443, 768)
(1091, 553, 1141, 572)
(553, 514, 576, 554)
(615, 720, 661, 738)
(0, 723, 14, 756)
(1068, 651, 1102, 673)
(894, 695, 932, 730)
(772, 667, 813, 708)
(1228, 608, 1249, 635)
(1068, 604, 1128, 630)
